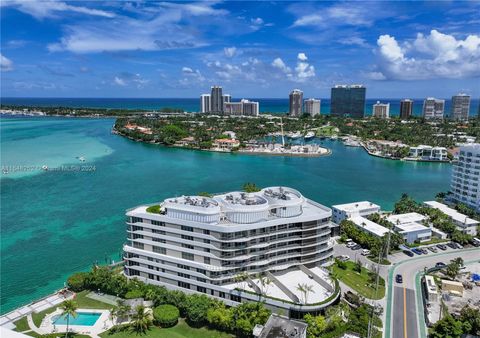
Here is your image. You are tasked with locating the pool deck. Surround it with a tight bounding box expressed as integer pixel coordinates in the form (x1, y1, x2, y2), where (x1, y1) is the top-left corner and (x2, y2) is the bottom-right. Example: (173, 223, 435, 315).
(40, 308, 114, 338)
(0, 289, 74, 329)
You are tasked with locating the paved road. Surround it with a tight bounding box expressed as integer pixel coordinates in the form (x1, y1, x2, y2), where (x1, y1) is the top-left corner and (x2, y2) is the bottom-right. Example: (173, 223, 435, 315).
(386, 248, 480, 338)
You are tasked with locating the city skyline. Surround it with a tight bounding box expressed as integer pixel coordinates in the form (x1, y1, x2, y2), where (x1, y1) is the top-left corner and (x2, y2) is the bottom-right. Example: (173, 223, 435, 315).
(1, 1, 480, 98)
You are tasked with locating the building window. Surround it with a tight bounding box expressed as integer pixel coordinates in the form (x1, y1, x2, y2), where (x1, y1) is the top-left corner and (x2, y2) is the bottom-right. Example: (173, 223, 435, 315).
(132, 225, 143, 231)
(196, 268, 206, 274)
(181, 235, 194, 241)
(178, 281, 190, 289)
(181, 226, 194, 232)
(152, 229, 166, 234)
(153, 238, 166, 243)
(182, 252, 194, 261)
(133, 242, 144, 249)
(204, 257, 210, 264)
(182, 244, 194, 250)
(153, 246, 166, 254)
(231, 295, 241, 302)
(131, 217, 143, 223)
(152, 220, 165, 226)
(197, 277, 206, 283)
(219, 292, 226, 298)
(178, 264, 190, 270)
(204, 248, 210, 253)
(203, 229, 210, 235)
(197, 286, 207, 293)
(203, 239, 210, 244)
(178, 273, 190, 279)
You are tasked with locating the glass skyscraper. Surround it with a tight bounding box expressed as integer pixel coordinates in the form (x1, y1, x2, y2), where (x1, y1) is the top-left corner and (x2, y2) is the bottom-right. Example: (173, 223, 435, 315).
(330, 85, 366, 118)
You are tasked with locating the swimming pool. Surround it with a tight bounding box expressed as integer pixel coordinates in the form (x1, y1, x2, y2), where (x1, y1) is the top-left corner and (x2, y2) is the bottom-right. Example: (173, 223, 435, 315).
(52, 312, 101, 326)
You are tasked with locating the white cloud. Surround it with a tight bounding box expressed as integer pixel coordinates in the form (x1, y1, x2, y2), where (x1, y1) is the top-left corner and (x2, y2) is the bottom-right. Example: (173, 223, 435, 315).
(224, 47, 237, 58)
(251, 17, 264, 25)
(375, 30, 480, 80)
(1, 54, 13, 72)
(271, 58, 291, 73)
(271, 53, 315, 82)
(339, 37, 369, 48)
(48, 13, 206, 53)
(297, 53, 308, 61)
(292, 3, 379, 28)
(182, 67, 194, 74)
(365, 71, 387, 80)
(113, 72, 149, 88)
(2, 1, 115, 19)
(295, 53, 315, 80)
(46, 2, 228, 53)
(114, 76, 126, 86)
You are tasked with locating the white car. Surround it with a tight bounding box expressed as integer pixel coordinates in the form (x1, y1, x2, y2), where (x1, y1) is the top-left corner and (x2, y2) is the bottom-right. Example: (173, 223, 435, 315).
(361, 249, 370, 256)
(339, 255, 350, 262)
(346, 242, 357, 248)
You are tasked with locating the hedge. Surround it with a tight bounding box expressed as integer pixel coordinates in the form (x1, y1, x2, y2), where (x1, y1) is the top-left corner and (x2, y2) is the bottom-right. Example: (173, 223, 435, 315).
(153, 304, 179, 328)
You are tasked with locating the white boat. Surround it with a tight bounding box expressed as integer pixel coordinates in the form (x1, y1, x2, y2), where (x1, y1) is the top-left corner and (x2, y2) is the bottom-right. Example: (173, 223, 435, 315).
(42, 165, 48, 171)
(304, 131, 315, 139)
(289, 132, 302, 139)
(79, 156, 86, 162)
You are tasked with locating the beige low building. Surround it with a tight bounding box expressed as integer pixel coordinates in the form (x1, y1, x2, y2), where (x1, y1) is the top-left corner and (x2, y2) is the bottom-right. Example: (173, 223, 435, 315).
(441, 280, 464, 297)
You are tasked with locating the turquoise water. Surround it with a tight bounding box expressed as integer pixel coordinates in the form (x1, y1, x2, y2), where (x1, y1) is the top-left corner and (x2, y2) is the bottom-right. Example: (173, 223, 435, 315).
(2, 97, 479, 117)
(0, 116, 452, 314)
(52, 312, 101, 326)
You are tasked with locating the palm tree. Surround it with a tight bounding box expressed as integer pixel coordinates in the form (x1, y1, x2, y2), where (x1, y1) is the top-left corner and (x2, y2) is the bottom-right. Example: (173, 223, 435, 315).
(258, 275, 272, 297)
(115, 300, 131, 324)
(60, 299, 78, 338)
(296, 283, 315, 304)
(130, 305, 151, 334)
(234, 272, 249, 291)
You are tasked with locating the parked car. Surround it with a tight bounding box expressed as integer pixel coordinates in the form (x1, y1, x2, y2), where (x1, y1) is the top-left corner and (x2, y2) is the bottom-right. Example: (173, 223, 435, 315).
(428, 246, 438, 253)
(346, 241, 357, 248)
(403, 250, 414, 257)
(411, 248, 421, 255)
(446, 242, 457, 249)
(337, 255, 350, 262)
(437, 244, 447, 250)
(361, 249, 370, 256)
(435, 262, 446, 268)
(351, 244, 362, 250)
(471, 238, 480, 247)
(453, 242, 463, 249)
(396, 274, 403, 283)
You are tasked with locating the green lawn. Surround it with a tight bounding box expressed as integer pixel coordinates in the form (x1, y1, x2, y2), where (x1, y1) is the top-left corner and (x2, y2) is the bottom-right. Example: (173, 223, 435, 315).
(31, 291, 112, 327)
(407, 238, 448, 248)
(13, 316, 30, 332)
(100, 319, 233, 338)
(331, 261, 386, 300)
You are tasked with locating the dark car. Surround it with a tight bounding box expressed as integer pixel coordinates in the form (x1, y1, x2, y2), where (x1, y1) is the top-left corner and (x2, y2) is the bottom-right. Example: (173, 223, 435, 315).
(351, 244, 362, 250)
(447, 242, 457, 249)
(437, 244, 447, 250)
(412, 248, 423, 255)
(403, 250, 414, 257)
(435, 262, 446, 268)
(396, 274, 403, 283)
(419, 248, 428, 254)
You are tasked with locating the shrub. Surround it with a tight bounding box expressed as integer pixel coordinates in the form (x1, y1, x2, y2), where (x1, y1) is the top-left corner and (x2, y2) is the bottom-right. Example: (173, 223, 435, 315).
(153, 304, 179, 328)
(146, 205, 161, 214)
(67, 272, 89, 292)
(125, 289, 144, 299)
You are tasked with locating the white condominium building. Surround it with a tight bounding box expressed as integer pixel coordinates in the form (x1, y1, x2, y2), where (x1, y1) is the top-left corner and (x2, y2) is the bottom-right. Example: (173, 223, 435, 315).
(423, 97, 445, 119)
(451, 94, 470, 121)
(372, 101, 390, 119)
(304, 98, 321, 117)
(123, 187, 338, 316)
(331, 201, 381, 224)
(450, 143, 480, 213)
(200, 94, 211, 113)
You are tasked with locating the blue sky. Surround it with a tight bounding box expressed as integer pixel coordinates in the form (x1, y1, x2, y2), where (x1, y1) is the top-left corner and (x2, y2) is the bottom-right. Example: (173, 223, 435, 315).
(1, 1, 479, 98)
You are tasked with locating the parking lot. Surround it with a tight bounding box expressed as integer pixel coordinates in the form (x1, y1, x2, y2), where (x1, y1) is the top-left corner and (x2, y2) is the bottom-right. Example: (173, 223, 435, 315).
(332, 238, 475, 269)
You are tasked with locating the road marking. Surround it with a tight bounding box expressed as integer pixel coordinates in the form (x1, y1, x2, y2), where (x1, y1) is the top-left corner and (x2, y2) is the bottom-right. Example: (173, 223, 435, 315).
(403, 287, 408, 338)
